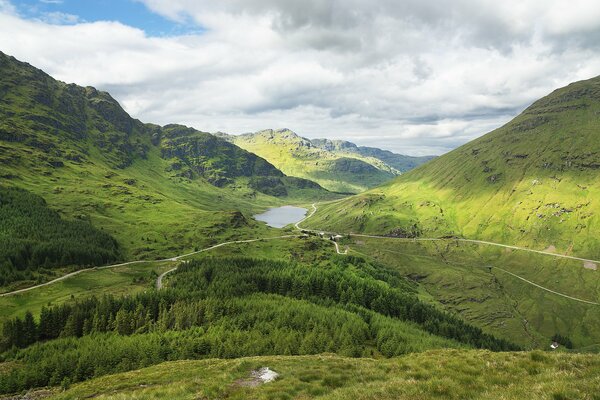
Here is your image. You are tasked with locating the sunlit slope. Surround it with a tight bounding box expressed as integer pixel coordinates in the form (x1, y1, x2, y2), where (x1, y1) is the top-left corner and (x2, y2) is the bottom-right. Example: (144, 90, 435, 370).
(228, 129, 398, 193)
(309, 76, 600, 257)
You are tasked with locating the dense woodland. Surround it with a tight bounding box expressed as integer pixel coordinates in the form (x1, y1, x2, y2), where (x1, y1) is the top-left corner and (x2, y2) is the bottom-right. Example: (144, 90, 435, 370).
(0, 256, 518, 393)
(0, 187, 121, 286)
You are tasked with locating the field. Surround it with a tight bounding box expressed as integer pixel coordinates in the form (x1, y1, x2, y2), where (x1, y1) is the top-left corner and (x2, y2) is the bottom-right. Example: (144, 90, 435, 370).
(0, 261, 174, 325)
(43, 350, 600, 399)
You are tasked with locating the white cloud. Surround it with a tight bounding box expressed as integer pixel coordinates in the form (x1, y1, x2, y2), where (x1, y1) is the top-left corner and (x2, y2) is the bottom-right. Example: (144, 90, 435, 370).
(38, 11, 80, 24)
(0, 0, 16, 14)
(1, 0, 600, 155)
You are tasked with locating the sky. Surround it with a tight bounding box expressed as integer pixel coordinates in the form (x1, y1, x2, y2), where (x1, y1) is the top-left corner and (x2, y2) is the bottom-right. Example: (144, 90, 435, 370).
(1, 1, 600, 155)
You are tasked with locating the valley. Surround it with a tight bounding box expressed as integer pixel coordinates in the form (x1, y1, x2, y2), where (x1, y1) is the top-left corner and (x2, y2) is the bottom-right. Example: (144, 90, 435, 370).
(1, 51, 600, 400)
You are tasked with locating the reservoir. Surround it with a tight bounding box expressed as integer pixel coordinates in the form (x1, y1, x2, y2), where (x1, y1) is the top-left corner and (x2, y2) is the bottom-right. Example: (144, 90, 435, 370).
(254, 206, 308, 228)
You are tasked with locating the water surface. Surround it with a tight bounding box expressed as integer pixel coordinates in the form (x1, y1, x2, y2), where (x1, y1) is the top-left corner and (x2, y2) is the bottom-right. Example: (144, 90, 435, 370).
(254, 206, 308, 228)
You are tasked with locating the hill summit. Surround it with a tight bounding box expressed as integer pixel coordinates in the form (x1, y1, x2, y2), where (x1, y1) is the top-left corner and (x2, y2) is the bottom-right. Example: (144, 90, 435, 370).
(224, 128, 433, 193)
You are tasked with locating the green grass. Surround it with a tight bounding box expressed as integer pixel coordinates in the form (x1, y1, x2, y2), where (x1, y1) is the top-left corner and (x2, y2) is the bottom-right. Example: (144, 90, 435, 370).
(47, 350, 600, 399)
(0, 261, 174, 325)
(345, 237, 600, 349)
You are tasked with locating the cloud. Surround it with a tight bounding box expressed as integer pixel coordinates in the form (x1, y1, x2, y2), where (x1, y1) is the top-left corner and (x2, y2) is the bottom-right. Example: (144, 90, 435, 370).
(1, 0, 600, 155)
(0, 0, 16, 14)
(38, 11, 80, 24)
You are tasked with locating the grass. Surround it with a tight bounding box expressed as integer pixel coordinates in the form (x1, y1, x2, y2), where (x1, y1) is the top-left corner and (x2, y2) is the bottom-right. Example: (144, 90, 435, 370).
(46, 350, 600, 399)
(345, 237, 600, 350)
(0, 261, 174, 325)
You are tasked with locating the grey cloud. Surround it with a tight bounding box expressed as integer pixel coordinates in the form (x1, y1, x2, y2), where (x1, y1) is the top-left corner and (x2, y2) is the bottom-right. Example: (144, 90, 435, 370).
(2, 1, 600, 156)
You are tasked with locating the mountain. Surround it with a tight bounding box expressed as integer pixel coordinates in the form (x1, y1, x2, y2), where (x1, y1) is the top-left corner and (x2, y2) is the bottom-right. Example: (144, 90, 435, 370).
(305, 77, 600, 350)
(0, 51, 332, 266)
(225, 129, 433, 193)
(309, 76, 600, 257)
(310, 138, 436, 172)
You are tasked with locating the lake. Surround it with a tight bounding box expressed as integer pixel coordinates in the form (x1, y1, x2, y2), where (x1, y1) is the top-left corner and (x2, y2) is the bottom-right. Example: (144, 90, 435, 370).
(253, 206, 308, 228)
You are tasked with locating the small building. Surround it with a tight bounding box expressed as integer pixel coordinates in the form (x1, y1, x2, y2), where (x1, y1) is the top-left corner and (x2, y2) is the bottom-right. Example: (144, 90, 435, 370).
(550, 342, 559, 350)
(332, 234, 344, 241)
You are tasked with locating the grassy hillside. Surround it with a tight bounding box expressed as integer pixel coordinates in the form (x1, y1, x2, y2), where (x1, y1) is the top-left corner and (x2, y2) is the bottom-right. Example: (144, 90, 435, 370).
(0, 52, 335, 268)
(310, 138, 435, 172)
(32, 350, 600, 399)
(345, 237, 600, 349)
(0, 187, 120, 287)
(308, 76, 600, 258)
(227, 129, 401, 193)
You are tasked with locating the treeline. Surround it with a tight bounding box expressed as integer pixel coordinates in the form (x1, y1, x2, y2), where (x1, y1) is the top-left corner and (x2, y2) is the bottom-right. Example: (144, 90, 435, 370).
(170, 257, 517, 351)
(0, 256, 518, 394)
(0, 187, 121, 285)
(0, 293, 460, 393)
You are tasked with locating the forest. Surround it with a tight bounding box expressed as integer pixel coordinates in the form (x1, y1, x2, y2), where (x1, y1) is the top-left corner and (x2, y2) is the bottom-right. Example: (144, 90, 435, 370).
(0, 256, 518, 393)
(0, 187, 121, 286)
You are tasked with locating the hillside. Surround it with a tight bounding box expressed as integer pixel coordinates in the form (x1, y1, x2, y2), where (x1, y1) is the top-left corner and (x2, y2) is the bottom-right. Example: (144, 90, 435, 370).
(37, 351, 600, 399)
(0, 52, 333, 265)
(226, 129, 432, 193)
(308, 76, 600, 258)
(310, 138, 435, 172)
(0, 187, 120, 287)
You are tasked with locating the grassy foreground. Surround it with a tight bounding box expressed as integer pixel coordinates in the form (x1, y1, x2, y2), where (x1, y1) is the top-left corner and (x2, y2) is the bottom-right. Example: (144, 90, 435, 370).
(43, 350, 600, 399)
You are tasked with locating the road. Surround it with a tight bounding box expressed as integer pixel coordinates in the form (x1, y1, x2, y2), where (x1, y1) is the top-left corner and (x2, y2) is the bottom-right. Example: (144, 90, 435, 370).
(1, 235, 302, 297)
(4, 199, 599, 303)
(333, 241, 348, 255)
(491, 266, 600, 305)
(0, 260, 147, 298)
(155, 235, 301, 289)
(296, 203, 600, 305)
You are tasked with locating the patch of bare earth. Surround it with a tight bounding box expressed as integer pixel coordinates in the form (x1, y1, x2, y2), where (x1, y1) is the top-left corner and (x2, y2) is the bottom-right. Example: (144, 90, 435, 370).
(544, 245, 557, 253)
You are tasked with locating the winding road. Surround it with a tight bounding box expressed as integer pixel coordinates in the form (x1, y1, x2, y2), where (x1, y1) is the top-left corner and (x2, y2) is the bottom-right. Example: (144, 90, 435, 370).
(0, 260, 146, 298)
(155, 235, 301, 289)
(2, 201, 599, 306)
(1, 235, 302, 297)
(295, 203, 600, 306)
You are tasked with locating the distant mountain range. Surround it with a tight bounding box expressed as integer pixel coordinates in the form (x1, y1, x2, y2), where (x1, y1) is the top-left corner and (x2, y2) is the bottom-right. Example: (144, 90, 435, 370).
(221, 129, 434, 193)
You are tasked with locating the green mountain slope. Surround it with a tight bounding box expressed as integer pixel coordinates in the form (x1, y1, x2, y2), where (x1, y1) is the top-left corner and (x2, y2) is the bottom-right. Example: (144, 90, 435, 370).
(0, 52, 332, 265)
(0, 187, 120, 287)
(310, 138, 435, 172)
(309, 76, 600, 258)
(226, 129, 426, 193)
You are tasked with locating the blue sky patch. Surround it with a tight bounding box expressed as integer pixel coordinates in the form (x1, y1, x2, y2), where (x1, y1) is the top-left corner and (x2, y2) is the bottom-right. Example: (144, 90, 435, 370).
(13, 0, 203, 36)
